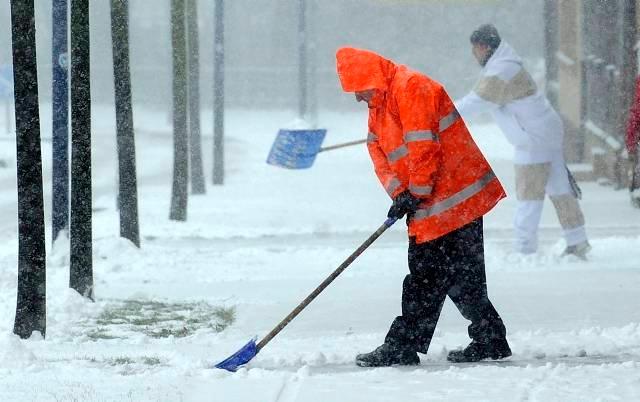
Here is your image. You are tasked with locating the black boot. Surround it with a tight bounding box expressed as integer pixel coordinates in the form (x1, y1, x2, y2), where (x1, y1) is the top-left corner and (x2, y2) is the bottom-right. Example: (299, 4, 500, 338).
(356, 343, 420, 367)
(447, 339, 512, 363)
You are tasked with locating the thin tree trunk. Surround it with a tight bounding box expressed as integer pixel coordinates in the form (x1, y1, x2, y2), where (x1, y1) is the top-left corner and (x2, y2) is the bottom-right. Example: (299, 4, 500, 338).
(10, 0, 47, 339)
(111, 0, 140, 247)
(187, 0, 205, 194)
(52, 0, 69, 243)
(307, 0, 318, 127)
(170, 0, 189, 220)
(70, 0, 93, 300)
(297, 0, 307, 120)
(212, 0, 224, 185)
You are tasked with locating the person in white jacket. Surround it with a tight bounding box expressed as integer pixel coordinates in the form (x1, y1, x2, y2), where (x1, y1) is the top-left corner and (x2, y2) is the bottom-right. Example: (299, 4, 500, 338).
(455, 24, 591, 258)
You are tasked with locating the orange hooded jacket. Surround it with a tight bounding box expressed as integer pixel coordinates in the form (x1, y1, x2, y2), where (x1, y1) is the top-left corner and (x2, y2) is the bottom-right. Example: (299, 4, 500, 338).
(336, 47, 506, 243)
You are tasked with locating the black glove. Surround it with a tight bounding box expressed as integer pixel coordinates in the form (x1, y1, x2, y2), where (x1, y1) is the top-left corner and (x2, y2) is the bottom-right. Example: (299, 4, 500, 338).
(387, 190, 421, 220)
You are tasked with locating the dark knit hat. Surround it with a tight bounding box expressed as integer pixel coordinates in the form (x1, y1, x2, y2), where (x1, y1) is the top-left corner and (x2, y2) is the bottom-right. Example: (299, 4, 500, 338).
(470, 24, 501, 49)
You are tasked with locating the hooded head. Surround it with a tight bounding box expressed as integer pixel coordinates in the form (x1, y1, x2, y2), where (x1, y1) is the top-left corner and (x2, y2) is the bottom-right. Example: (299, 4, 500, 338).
(336, 47, 396, 108)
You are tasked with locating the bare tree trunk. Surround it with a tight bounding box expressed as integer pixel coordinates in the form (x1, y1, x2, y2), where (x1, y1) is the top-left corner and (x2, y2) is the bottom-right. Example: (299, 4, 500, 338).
(52, 0, 69, 243)
(212, 0, 224, 185)
(11, 0, 47, 339)
(111, 0, 140, 247)
(70, 0, 94, 300)
(170, 0, 189, 220)
(187, 0, 205, 194)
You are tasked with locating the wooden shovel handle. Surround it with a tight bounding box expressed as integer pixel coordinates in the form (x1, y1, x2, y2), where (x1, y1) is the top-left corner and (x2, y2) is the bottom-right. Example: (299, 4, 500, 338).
(318, 139, 367, 153)
(256, 218, 397, 351)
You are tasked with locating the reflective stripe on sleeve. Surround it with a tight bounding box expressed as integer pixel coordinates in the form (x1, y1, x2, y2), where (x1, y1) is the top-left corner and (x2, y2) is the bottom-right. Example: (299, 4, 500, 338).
(386, 177, 402, 196)
(412, 171, 496, 220)
(404, 130, 438, 143)
(439, 110, 460, 132)
(367, 132, 378, 143)
(409, 184, 433, 196)
(388, 145, 408, 163)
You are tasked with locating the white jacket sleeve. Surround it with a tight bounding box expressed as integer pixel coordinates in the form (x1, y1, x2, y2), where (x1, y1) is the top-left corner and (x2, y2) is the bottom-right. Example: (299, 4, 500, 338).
(454, 91, 500, 119)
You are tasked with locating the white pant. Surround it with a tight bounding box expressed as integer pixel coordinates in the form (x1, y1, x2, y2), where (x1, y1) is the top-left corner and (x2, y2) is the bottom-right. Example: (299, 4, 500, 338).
(513, 151, 588, 253)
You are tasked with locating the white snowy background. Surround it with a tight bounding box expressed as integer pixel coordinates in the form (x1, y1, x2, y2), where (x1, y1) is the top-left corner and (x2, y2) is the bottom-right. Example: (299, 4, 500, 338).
(0, 107, 639, 401)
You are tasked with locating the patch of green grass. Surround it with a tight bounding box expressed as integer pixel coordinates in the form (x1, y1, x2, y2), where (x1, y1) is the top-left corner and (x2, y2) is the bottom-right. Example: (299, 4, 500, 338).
(141, 356, 162, 366)
(105, 356, 163, 367)
(88, 300, 235, 340)
(213, 307, 236, 330)
(86, 327, 121, 340)
(75, 355, 163, 368)
(147, 327, 190, 339)
(108, 356, 135, 366)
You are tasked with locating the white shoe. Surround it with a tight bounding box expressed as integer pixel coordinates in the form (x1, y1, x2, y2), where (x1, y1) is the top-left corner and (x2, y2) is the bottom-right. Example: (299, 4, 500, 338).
(561, 241, 591, 260)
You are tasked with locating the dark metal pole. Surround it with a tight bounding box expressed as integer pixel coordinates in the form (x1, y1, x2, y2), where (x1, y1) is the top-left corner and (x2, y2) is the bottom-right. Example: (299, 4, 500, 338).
(212, 0, 224, 185)
(52, 0, 69, 243)
(11, 0, 47, 338)
(70, 0, 93, 300)
(187, 0, 205, 194)
(111, 0, 140, 247)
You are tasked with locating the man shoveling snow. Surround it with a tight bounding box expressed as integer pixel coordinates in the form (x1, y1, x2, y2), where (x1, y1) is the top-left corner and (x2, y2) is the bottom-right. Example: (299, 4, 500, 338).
(336, 46, 512, 366)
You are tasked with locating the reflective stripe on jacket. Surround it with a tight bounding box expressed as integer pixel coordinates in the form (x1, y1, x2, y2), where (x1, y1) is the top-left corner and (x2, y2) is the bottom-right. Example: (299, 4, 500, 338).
(336, 47, 506, 243)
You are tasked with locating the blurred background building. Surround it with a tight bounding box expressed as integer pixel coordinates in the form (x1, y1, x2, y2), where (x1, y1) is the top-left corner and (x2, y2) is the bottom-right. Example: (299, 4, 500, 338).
(546, 0, 637, 189)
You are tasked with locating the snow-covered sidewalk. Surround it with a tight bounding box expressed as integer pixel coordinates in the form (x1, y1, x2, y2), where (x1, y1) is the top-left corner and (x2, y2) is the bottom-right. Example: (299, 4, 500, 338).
(1, 109, 639, 401)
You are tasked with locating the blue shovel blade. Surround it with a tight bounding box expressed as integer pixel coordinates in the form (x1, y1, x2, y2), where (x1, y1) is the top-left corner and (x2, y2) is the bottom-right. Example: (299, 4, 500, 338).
(266, 129, 327, 169)
(215, 338, 258, 372)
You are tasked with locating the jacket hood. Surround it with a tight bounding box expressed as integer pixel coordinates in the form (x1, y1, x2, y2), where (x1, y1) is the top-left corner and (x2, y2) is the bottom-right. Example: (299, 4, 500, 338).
(336, 47, 396, 92)
(484, 41, 522, 75)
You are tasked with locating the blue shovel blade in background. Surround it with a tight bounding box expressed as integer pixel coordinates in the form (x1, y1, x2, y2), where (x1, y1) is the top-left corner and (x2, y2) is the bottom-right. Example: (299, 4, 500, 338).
(266, 129, 327, 169)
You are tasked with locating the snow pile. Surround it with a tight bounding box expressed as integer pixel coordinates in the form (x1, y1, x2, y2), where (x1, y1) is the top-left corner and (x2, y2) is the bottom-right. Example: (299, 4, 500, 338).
(0, 333, 38, 369)
(46, 288, 102, 336)
(48, 232, 70, 268)
(280, 118, 315, 130)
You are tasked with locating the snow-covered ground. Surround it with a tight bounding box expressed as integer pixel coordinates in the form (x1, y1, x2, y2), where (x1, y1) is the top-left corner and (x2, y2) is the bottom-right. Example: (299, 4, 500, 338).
(1, 108, 639, 401)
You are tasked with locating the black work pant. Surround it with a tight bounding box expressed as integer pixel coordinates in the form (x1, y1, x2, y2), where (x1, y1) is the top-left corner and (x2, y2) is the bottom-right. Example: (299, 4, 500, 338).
(384, 217, 507, 353)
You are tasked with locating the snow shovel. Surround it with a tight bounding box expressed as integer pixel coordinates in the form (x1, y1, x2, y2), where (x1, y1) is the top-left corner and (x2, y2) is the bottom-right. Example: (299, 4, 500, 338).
(214, 216, 398, 372)
(266, 127, 366, 169)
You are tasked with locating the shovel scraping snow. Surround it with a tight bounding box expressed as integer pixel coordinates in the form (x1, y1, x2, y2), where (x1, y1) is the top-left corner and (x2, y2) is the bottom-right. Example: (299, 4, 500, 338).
(215, 217, 398, 371)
